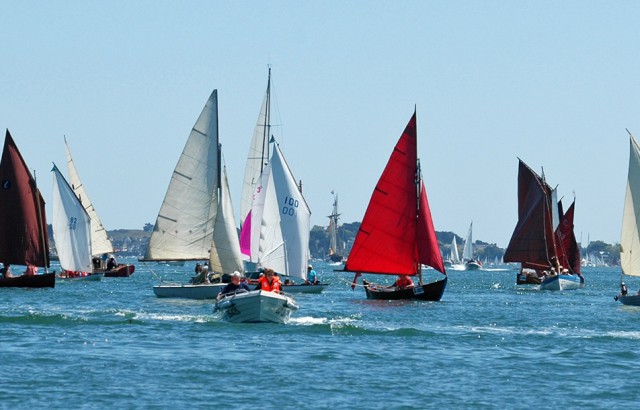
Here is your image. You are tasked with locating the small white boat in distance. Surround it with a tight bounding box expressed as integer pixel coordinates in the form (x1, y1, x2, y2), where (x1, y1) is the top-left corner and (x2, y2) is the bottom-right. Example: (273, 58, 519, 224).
(214, 290, 298, 323)
(153, 283, 226, 299)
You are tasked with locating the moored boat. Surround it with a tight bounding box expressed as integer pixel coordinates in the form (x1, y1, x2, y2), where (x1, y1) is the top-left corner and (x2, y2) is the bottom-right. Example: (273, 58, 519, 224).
(214, 290, 298, 323)
(0, 130, 54, 288)
(341, 111, 447, 301)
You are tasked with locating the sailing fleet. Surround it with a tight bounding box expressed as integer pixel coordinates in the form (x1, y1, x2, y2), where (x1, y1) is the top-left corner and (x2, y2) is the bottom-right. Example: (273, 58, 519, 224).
(0, 69, 634, 321)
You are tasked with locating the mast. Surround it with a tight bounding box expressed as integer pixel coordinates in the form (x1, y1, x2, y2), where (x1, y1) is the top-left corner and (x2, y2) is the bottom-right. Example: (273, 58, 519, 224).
(261, 66, 272, 173)
(33, 170, 49, 271)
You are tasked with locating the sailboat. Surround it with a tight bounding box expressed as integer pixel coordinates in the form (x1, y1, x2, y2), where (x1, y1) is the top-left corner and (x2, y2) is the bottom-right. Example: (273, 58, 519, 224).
(64, 139, 134, 278)
(448, 235, 466, 270)
(326, 191, 344, 263)
(217, 139, 304, 322)
(148, 89, 244, 299)
(341, 111, 447, 301)
(51, 164, 103, 281)
(503, 159, 584, 290)
(0, 130, 55, 288)
(462, 222, 482, 270)
(616, 131, 640, 305)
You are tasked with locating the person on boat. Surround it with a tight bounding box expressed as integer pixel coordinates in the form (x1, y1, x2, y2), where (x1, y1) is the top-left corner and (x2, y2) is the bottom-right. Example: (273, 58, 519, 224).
(217, 271, 251, 300)
(256, 268, 281, 292)
(0, 263, 12, 278)
(92, 257, 101, 269)
(305, 264, 318, 285)
(192, 265, 209, 285)
(194, 263, 202, 275)
(621, 282, 628, 296)
(23, 265, 37, 276)
(106, 257, 118, 271)
(392, 275, 414, 289)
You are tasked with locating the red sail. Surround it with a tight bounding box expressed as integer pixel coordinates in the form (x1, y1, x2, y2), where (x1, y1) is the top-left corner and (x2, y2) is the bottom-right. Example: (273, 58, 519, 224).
(555, 200, 581, 274)
(344, 112, 442, 275)
(0, 130, 50, 267)
(503, 159, 555, 268)
(417, 181, 445, 273)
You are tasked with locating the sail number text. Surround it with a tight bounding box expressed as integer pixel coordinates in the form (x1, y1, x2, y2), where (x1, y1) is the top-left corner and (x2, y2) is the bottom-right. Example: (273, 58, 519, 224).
(282, 196, 298, 217)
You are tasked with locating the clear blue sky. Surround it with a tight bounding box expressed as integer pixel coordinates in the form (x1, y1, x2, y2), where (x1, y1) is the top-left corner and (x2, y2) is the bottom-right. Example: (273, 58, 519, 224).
(1, 1, 638, 248)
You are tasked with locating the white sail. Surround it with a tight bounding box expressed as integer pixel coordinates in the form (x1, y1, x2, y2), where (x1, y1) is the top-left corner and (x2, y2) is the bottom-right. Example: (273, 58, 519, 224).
(240, 70, 271, 229)
(551, 188, 560, 231)
(621, 134, 640, 276)
(451, 236, 460, 264)
(52, 164, 93, 272)
(64, 138, 114, 255)
(210, 164, 244, 274)
(269, 143, 311, 279)
(144, 90, 220, 261)
(462, 222, 474, 261)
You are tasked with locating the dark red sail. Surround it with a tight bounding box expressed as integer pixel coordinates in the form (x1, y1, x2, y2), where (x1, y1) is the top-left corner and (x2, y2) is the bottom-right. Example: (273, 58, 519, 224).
(0, 130, 50, 267)
(344, 112, 444, 275)
(503, 159, 556, 269)
(555, 200, 580, 274)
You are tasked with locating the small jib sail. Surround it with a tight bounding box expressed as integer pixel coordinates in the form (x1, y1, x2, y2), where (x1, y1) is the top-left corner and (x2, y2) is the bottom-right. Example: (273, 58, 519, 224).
(240, 68, 272, 232)
(143, 90, 221, 262)
(240, 139, 311, 280)
(64, 138, 113, 256)
(0, 130, 50, 268)
(51, 164, 92, 273)
(620, 132, 640, 277)
(450, 236, 460, 264)
(342, 111, 445, 278)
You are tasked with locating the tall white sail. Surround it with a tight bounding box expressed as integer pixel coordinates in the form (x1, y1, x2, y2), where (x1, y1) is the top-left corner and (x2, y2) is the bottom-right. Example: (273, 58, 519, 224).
(451, 236, 460, 264)
(621, 134, 640, 276)
(462, 222, 474, 261)
(144, 90, 220, 261)
(64, 138, 114, 255)
(269, 143, 311, 279)
(210, 164, 244, 274)
(240, 69, 271, 229)
(52, 164, 92, 272)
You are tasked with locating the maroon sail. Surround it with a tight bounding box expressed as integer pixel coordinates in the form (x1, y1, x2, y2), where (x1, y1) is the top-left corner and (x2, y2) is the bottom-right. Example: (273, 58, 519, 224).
(555, 200, 580, 274)
(503, 159, 556, 269)
(0, 130, 50, 268)
(343, 112, 444, 275)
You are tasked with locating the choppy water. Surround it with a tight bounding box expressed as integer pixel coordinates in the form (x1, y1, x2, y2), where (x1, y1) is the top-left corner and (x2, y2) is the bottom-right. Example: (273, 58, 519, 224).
(1, 260, 638, 409)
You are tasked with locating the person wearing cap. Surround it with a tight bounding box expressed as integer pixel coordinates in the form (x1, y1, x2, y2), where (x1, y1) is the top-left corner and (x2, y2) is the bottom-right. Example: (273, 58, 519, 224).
(256, 268, 281, 292)
(217, 271, 250, 300)
(305, 265, 318, 285)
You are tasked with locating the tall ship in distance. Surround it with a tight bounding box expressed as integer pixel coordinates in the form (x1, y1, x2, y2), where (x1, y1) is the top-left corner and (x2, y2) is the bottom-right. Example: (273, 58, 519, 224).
(326, 191, 345, 263)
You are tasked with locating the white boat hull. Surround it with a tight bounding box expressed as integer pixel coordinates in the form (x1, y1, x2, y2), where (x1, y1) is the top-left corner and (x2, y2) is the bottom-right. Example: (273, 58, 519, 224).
(153, 283, 226, 299)
(540, 274, 584, 291)
(57, 273, 104, 282)
(280, 283, 328, 294)
(214, 290, 298, 323)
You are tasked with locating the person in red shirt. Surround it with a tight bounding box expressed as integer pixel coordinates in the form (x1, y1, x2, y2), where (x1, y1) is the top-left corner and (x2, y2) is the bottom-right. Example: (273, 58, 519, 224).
(256, 268, 281, 292)
(392, 275, 414, 289)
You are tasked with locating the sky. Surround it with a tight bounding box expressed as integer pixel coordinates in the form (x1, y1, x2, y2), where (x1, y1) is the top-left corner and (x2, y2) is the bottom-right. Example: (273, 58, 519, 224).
(1, 0, 639, 248)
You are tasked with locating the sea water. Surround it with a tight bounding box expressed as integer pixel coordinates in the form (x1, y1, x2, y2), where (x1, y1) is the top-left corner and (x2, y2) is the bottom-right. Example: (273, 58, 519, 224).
(0, 260, 637, 409)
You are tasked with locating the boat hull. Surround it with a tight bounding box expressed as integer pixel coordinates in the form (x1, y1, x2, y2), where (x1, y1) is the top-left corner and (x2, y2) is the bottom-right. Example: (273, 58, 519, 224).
(57, 273, 104, 282)
(540, 274, 584, 291)
(465, 260, 482, 270)
(616, 294, 640, 306)
(0, 273, 56, 288)
(95, 264, 135, 278)
(363, 277, 447, 301)
(280, 283, 328, 294)
(153, 283, 226, 299)
(214, 290, 298, 323)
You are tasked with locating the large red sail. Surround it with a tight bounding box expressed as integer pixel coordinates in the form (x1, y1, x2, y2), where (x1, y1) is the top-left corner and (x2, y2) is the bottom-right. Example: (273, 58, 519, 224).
(503, 159, 555, 268)
(555, 200, 580, 274)
(0, 130, 50, 267)
(344, 112, 442, 275)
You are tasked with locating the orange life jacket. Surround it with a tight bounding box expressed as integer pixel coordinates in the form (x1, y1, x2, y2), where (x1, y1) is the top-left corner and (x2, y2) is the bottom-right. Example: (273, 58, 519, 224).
(258, 276, 281, 292)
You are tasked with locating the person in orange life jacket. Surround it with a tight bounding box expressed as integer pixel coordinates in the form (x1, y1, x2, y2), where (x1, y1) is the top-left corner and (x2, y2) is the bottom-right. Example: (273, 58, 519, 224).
(256, 268, 281, 292)
(392, 275, 414, 289)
